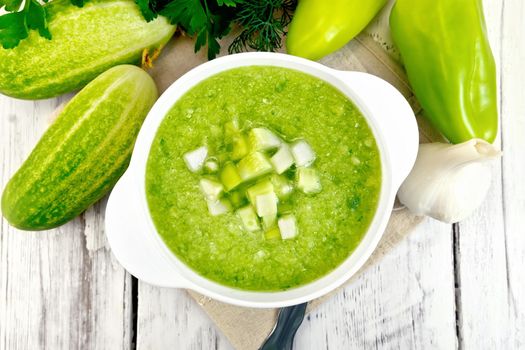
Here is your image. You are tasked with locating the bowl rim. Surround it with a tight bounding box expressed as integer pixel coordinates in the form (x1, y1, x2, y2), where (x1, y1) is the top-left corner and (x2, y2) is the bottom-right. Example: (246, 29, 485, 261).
(126, 52, 397, 307)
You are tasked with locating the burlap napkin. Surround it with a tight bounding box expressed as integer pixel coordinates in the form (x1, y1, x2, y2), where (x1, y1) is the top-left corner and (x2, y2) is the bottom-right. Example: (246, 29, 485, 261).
(146, 19, 439, 349)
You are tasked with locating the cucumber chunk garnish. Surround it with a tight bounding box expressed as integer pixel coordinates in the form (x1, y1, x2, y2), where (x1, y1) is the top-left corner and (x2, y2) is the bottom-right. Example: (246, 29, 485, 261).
(278, 214, 298, 239)
(204, 158, 219, 173)
(270, 144, 294, 174)
(224, 119, 240, 140)
(237, 152, 273, 182)
(255, 192, 278, 217)
(220, 162, 242, 191)
(264, 226, 282, 240)
(207, 198, 232, 216)
(227, 190, 247, 208)
(291, 140, 316, 167)
(262, 214, 277, 230)
(237, 205, 260, 232)
(296, 167, 322, 194)
(199, 178, 224, 201)
(246, 180, 274, 205)
(231, 134, 249, 160)
(269, 174, 294, 200)
(183, 146, 208, 173)
(184, 123, 323, 237)
(249, 128, 282, 151)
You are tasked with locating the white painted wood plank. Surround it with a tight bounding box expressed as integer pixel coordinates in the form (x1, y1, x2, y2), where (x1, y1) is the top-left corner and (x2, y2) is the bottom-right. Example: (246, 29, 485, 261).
(295, 218, 456, 349)
(499, 0, 525, 346)
(455, 0, 525, 348)
(0, 96, 132, 349)
(136, 285, 233, 350)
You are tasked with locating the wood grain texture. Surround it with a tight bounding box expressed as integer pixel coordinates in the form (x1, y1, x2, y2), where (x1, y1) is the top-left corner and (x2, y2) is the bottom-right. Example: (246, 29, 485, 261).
(295, 218, 456, 349)
(136, 286, 233, 349)
(456, 0, 525, 348)
(0, 98, 132, 349)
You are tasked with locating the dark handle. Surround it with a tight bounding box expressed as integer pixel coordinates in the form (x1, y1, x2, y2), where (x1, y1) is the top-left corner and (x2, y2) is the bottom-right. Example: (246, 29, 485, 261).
(259, 303, 308, 350)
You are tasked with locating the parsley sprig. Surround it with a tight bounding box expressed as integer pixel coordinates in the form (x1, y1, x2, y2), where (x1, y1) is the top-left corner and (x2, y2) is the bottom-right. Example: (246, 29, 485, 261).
(0, 0, 297, 59)
(0, 0, 51, 49)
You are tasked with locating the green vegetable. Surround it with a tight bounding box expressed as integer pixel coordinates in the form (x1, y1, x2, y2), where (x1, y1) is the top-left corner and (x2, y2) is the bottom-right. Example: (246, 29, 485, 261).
(138, 0, 298, 59)
(286, 0, 387, 60)
(296, 167, 322, 194)
(0, 0, 175, 99)
(246, 180, 274, 205)
(254, 192, 278, 217)
(206, 198, 232, 216)
(237, 205, 260, 232)
(237, 152, 273, 182)
(199, 178, 224, 201)
(1, 0, 297, 61)
(264, 226, 281, 240)
(248, 127, 282, 152)
(1, 65, 158, 230)
(390, 0, 498, 143)
(0, 0, 51, 49)
(219, 163, 242, 191)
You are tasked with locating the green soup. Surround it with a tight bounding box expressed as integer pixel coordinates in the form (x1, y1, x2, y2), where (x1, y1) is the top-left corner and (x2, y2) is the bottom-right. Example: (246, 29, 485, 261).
(146, 66, 381, 291)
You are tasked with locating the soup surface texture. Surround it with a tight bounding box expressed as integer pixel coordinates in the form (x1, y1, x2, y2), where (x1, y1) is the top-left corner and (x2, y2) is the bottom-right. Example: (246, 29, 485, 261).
(146, 66, 382, 291)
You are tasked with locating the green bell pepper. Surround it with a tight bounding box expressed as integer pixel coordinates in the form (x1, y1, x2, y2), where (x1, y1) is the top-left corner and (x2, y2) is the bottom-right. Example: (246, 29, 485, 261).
(390, 0, 498, 143)
(287, 0, 387, 61)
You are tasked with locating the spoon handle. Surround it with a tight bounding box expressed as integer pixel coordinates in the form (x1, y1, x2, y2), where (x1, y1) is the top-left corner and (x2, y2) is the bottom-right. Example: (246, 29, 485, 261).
(259, 303, 308, 350)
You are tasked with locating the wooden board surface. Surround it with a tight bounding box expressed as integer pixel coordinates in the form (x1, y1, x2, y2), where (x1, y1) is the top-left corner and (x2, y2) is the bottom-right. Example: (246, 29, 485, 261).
(1, 0, 523, 349)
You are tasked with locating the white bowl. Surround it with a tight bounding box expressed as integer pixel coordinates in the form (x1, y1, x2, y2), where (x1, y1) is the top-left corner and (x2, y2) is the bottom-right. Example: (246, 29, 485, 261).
(105, 52, 418, 308)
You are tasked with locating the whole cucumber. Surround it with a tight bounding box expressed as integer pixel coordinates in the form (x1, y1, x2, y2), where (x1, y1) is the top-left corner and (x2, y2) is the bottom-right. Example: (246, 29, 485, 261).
(1, 65, 157, 230)
(0, 0, 175, 100)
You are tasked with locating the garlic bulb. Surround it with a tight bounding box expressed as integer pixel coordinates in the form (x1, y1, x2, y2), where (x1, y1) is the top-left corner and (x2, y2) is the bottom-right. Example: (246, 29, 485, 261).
(397, 139, 502, 223)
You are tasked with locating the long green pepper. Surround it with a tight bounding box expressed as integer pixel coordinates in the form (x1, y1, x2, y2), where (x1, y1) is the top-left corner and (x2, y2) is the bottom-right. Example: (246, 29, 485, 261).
(390, 0, 498, 144)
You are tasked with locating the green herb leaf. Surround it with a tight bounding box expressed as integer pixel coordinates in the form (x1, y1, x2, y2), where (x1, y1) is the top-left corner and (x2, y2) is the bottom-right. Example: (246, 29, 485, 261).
(0, 0, 51, 49)
(217, 0, 242, 7)
(229, 0, 297, 54)
(0, 11, 28, 49)
(0, 0, 23, 12)
(135, 0, 157, 21)
(27, 0, 51, 39)
(159, 0, 207, 35)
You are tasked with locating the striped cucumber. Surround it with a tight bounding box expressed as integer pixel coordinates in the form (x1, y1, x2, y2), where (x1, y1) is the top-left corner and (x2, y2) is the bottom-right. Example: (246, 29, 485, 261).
(1, 65, 157, 230)
(0, 0, 175, 100)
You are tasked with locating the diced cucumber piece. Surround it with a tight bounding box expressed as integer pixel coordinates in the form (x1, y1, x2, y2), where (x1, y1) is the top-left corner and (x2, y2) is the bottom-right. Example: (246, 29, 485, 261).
(246, 180, 274, 205)
(224, 119, 240, 139)
(278, 214, 298, 239)
(183, 146, 208, 173)
(291, 140, 316, 167)
(269, 174, 294, 200)
(270, 144, 294, 174)
(278, 201, 293, 214)
(207, 198, 232, 216)
(296, 167, 322, 194)
(249, 128, 282, 151)
(237, 205, 260, 232)
(264, 227, 282, 240)
(220, 163, 242, 191)
(255, 192, 278, 217)
(237, 152, 273, 182)
(199, 178, 224, 201)
(204, 158, 219, 173)
(227, 190, 247, 208)
(231, 134, 249, 160)
(261, 214, 277, 230)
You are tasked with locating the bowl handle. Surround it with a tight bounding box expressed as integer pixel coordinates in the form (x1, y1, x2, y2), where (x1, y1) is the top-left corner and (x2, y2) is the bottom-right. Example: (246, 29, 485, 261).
(105, 172, 192, 289)
(337, 71, 419, 188)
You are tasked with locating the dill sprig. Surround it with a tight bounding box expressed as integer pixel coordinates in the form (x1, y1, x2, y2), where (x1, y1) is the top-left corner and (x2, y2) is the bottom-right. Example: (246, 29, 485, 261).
(228, 0, 297, 54)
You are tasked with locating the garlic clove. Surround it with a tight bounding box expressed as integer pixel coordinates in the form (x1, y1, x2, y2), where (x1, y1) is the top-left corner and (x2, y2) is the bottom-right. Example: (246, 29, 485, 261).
(397, 139, 502, 224)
